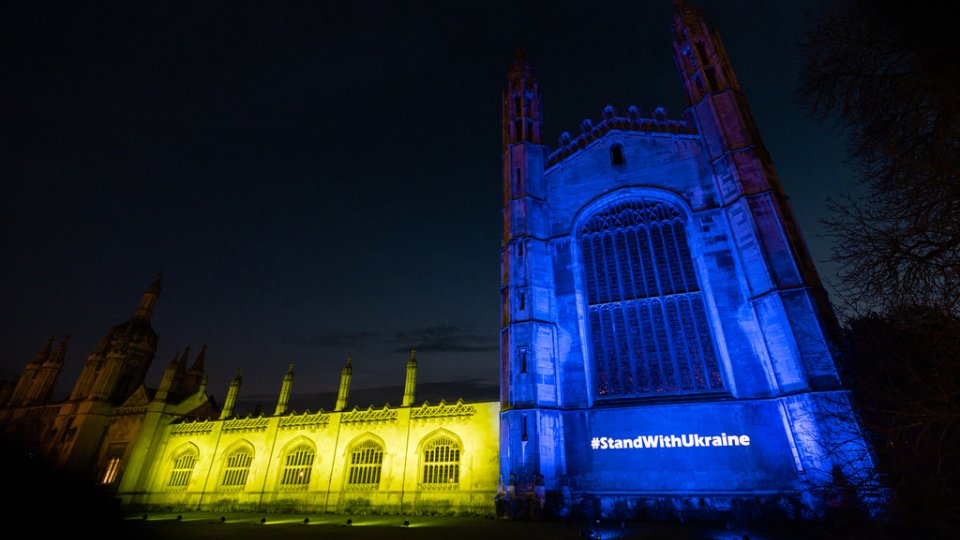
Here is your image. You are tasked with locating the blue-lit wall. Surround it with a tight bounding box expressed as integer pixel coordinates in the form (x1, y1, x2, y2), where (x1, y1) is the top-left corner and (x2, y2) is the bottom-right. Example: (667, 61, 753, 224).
(566, 400, 799, 493)
(499, 4, 878, 519)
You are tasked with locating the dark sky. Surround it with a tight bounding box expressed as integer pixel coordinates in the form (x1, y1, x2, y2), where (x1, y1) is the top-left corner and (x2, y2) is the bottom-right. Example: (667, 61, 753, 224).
(0, 0, 852, 404)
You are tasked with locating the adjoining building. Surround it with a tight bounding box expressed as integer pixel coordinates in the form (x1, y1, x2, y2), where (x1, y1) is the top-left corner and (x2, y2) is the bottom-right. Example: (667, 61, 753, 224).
(0, 1, 879, 521)
(0, 275, 500, 515)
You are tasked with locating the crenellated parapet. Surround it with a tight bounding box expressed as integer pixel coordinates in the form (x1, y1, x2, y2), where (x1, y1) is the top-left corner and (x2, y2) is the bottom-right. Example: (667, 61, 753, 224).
(341, 404, 398, 424)
(546, 106, 696, 167)
(223, 416, 270, 433)
(278, 410, 330, 430)
(169, 418, 215, 436)
(411, 399, 477, 420)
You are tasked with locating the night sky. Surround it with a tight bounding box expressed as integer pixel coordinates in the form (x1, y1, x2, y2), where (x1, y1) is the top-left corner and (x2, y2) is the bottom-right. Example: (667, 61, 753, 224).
(0, 1, 852, 404)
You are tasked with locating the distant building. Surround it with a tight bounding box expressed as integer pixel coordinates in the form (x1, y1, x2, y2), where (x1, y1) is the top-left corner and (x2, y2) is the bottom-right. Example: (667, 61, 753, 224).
(0, 1, 878, 520)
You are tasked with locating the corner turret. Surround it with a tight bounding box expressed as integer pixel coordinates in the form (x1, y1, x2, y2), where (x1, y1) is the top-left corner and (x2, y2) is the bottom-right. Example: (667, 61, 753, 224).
(334, 356, 352, 412)
(274, 363, 294, 416)
(402, 349, 417, 407)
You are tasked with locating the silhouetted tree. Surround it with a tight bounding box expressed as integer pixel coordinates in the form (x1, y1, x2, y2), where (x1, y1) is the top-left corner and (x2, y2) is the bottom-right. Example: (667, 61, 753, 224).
(799, 2, 960, 534)
(840, 308, 960, 536)
(799, 0, 960, 316)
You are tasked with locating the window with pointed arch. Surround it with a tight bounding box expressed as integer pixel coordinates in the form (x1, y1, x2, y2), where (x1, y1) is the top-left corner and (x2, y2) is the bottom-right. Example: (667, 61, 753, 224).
(578, 198, 724, 398)
(279, 443, 315, 487)
(420, 435, 461, 490)
(167, 447, 198, 489)
(346, 440, 383, 490)
(220, 447, 254, 489)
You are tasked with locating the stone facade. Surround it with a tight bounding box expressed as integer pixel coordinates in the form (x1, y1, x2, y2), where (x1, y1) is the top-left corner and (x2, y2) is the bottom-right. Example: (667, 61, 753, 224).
(498, 1, 878, 519)
(116, 399, 499, 514)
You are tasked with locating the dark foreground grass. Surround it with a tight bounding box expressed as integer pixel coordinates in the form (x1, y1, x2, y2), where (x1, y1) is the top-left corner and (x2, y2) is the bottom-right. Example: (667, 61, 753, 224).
(113, 512, 871, 540)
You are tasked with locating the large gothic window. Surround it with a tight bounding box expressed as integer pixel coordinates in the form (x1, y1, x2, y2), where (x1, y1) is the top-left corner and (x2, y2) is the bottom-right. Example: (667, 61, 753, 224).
(578, 199, 724, 398)
(421, 435, 461, 490)
(346, 440, 383, 490)
(280, 444, 315, 487)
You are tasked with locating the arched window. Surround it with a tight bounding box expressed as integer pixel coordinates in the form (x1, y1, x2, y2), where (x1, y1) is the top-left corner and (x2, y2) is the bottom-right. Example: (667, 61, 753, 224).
(346, 440, 383, 490)
(421, 436, 460, 490)
(168, 449, 197, 488)
(280, 444, 315, 487)
(578, 199, 723, 398)
(221, 448, 254, 488)
(610, 143, 626, 166)
(99, 443, 126, 486)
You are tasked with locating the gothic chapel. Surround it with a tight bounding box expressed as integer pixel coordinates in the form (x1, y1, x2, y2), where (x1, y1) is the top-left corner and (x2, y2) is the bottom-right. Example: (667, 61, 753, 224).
(0, 1, 878, 520)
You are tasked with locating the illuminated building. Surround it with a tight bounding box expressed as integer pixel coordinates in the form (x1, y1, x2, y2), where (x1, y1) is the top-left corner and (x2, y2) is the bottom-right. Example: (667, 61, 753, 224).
(0, 1, 879, 520)
(0, 277, 500, 515)
(111, 353, 499, 514)
(498, 0, 878, 519)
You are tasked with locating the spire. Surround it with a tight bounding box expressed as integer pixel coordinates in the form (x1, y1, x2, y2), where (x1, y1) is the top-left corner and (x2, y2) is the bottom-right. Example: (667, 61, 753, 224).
(48, 335, 70, 364)
(274, 363, 294, 416)
(220, 369, 243, 419)
(134, 272, 163, 318)
(155, 351, 180, 402)
(177, 347, 190, 373)
(402, 349, 417, 407)
(31, 337, 55, 364)
(503, 48, 544, 151)
(334, 356, 352, 412)
(191, 344, 207, 372)
(671, 0, 739, 104)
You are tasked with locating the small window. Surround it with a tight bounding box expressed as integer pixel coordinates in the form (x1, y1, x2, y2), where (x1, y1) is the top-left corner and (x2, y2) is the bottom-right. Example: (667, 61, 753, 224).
(101, 458, 122, 485)
(704, 67, 718, 91)
(696, 41, 709, 64)
(610, 143, 625, 166)
(100, 443, 127, 485)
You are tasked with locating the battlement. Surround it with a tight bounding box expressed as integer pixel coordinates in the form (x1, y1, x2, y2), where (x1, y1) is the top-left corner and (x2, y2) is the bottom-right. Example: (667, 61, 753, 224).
(546, 105, 696, 167)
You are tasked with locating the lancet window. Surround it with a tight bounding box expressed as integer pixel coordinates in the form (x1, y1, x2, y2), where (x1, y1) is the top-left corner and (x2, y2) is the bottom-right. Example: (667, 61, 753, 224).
(168, 450, 197, 488)
(346, 440, 383, 490)
(221, 448, 254, 487)
(421, 436, 461, 490)
(280, 444, 315, 486)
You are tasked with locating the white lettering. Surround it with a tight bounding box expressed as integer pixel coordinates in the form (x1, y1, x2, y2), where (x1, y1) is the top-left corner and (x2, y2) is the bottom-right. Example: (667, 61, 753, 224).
(590, 432, 754, 450)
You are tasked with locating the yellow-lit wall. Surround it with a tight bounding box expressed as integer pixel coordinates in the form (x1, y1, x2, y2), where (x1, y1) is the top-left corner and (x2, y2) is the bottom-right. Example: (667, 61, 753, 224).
(120, 399, 500, 515)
